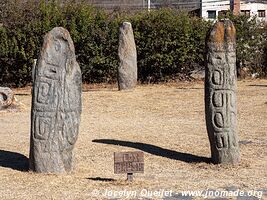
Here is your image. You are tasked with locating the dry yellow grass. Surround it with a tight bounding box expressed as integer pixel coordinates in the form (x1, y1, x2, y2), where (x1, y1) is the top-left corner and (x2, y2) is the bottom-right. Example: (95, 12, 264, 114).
(0, 80, 266, 200)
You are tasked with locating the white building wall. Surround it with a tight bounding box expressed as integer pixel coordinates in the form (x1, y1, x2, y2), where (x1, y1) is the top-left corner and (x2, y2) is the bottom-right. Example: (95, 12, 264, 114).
(201, 0, 267, 21)
(201, 0, 231, 19)
(240, 1, 267, 22)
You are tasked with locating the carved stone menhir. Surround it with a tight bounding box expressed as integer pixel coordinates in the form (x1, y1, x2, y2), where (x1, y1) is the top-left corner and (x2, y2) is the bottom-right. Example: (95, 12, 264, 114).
(205, 20, 240, 164)
(30, 27, 82, 173)
(118, 22, 137, 90)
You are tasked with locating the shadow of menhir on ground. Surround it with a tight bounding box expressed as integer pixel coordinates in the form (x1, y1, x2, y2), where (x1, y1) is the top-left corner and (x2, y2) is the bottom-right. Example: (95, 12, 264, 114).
(0, 150, 29, 171)
(248, 84, 267, 87)
(92, 139, 211, 164)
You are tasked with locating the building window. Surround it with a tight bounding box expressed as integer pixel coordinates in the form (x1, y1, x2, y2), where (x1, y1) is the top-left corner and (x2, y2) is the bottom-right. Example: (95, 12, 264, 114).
(208, 10, 216, 19)
(258, 10, 266, 18)
(241, 10, 250, 17)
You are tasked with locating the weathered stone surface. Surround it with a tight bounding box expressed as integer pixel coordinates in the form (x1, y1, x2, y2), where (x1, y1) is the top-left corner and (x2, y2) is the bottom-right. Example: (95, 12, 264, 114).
(29, 27, 82, 173)
(32, 59, 37, 82)
(0, 87, 14, 109)
(205, 20, 240, 164)
(189, 69, 205, 80)
(118, 22, 137, 90)
(0, 87, 25, 112)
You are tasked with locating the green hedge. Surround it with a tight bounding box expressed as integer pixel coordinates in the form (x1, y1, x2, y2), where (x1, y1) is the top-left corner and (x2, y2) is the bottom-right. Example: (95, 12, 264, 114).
(224, 14, 267, 76)
(0, 1, 266, 87)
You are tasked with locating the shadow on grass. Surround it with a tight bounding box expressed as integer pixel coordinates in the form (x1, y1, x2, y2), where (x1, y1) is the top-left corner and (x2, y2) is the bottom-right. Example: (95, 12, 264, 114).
(92, 139, 210, 164)
(176, 87, 204, 90)
(15, 93, 30, 96)
(0, 150, 29, 171)
(87, 177, 115, 182)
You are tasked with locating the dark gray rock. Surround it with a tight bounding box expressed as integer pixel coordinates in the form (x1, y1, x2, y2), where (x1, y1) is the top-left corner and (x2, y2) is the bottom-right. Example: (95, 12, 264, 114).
(224, 186, 239, 191)
(29, 27, 82, 173)
(205, 20, 240, 164)
(32, 59, 37, 82)
(164, 193, 193, 200)
(189, 69, 205, 80)
(236, 194, 260, 200)
(0, 87, 14, 109)
(239, 140, 253, 145)
(259, 189, 267, 194)
(118, 22, 137, 90)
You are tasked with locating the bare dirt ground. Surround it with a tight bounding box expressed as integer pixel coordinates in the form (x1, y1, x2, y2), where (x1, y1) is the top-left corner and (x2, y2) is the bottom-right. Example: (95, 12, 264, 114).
(0, 79, 266, 200)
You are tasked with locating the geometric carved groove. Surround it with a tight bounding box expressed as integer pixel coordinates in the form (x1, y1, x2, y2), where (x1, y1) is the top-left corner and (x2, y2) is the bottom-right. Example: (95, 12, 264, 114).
(212, 70, 223, 85)
(214, 112, 224, 128)
(37, 82, 51, 104)
(216, 133, 228, 149)
(212, 91, 236, 130)
(43, 64, 60, 80)
(34, 115, 51, 140)
(213, 91, 223, 107)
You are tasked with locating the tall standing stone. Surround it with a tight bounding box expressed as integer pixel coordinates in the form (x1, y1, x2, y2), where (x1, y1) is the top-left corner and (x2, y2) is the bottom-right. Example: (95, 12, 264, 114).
(30, 27, 82, 173)
(118, 22, 137, 90)
(205, 20, 240, 164)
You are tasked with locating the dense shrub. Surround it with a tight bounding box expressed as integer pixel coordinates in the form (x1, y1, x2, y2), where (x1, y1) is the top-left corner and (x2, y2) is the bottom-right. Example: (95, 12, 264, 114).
(262, 24, 267, 76)
(131, 10, 210, 82)
(0, 1, 266, 87)
(221, 13, 267, 76)
(0, 1, 121, 86)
